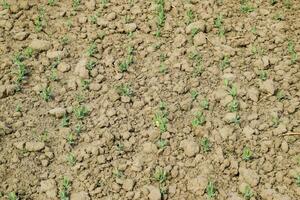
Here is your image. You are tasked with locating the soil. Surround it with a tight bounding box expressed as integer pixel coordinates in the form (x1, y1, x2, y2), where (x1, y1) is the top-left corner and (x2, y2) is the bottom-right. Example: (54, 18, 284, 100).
(0, 0, 300, 200)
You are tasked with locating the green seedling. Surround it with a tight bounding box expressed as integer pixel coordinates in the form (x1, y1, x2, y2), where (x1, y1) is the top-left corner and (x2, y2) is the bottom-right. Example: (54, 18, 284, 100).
(66, 153, 76, 166)
(117, 84, 133, 97)
(113, 169, 123, 178)
(251, 26, 257, 34)
(243, 185, 253, 200)
(100, 0, 109, 8)
(1, 0, 10, 9)
(86, 60, 96, 71)
(270, 0, 277, 5)
(116, 142, 124, 151)
(219, 55, 230, 70)
(98, 31, 106, 40)
(276, 90, 285, 101)
(229, 99, 239, 112)
(259, 70, 267, 81)
(228, 85, 237, 97)
(34, 8, 45, 32)
(242, 147, 252, 161)
(192, 111, 206, 127)
(191, 28, 199, 39)
(41, 131, 49, 142)
(40, 87, 52, 102)
(80, 79, 90, 90)
(50, 68, 58, 81)
(190, 90, 199, 101)
(200, 99, 209, 110)
(288, 40, 298, 64)
(119, 46, 134, 72)
(15, 104, 21, 112)
(232, 115, 241, 125)
(154, 103, 168, 132)
(60, 35, 70, 46)
(296, 175, 300, 187)
(240, 0, 254, 13)
(72, 0, 80, 10)
(61, 114, 70, 127)
(159, 63, 167, 74)
(206, 181, 216, 198)
(23, 47, 34, 58)
(59, 177, 71, 200)
(153, 167, 167, 183)
(89, 15, 97, 24)
(8, 192, 18, 200)
(200, 137, 211, 152)
(51, 57, 61, 68)
(155, 0, 165, 37)
(87, 42, 97, 57)
(156, 139, 168, 149)
(66, 18, 73, 30)
(284, 0, 292, 9)
(272, 116, 280, 127)
(224, 79, 229, 87)
(186, 9, 195, 24)
(273, 13, 284, 21)
(74, 105, 89, 119)
(48, 0, 56, 6)
(214, 14, 225, 36)
(66, 133, 75, 145)
(189, 51, 204, 76)
(14, 60, 27, 87)
(74, 122, 83, 134)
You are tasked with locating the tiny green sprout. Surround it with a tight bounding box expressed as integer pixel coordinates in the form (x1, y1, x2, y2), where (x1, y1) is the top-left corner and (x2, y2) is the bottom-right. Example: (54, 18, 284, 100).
(219, 55, 230, 70)
(116, 142, 124, 151)
(98, 31, 106, 40)
(242, 147, 252, 161)
(72, 0, 81, 10)
(80, 79, 90, 90)
(119, 46, 134, 72)
(214, 14, 225, 36)
(272, 116, 280, 127)
(229, 99, 239, 112)
(113, 169, 123, 178)
(74, 105, 89, 120)
(50, 68, 58, 81)
(296, 175, 300, 187)
(51, 57, 61, 68)
(34, 8, 45, 32)
(270, 0, 277, 5)
(276, 90, 285, 101)
(60, 177, 71, 200)
(119, 60, 129, 72)
(66, 18, 73, 30)
(200, 137, 211, 152)
(154, 111, 168, 133)
(1, 1, 10, 9)
(191, 27, 199, 38)
(206, 181, 217, 198)
(153, 167, 167, 183)
(60, 35, 69, 46)
(100, 0, 109, 8)
(200, 99, 209, 110)
(240, 1, 254, 13)
(66, 153, 76, 166)
(159, 101, 166, 110)
(190, 90, 199, 101)
(159, 63, 167, 74)
(89, 15, 97, 24)
(259, 70, 267, 81)
(156, 139, 168, 149)
(229, 85, 237, 97)
(251, 26, 257, 34)
(273, 13, 284, 21)
(86, 60, 96, 71)
(243, 185, 253, 200)
(117, 84, 133, 97)
(288, 40, 298, 64)
(15, 104, 21, 112)
(48, 0, 56, 6)
(192, 111, 206, 127)
(232, 115, 241, 125)
(87, 42, 97, 57)
(61, 114, 70, 127)
(41, 131, 49, 142)
(75, 122, 83, 134)
(40, 87, 52, 102)
(186, 9, 195, 24)
(66, 133, 75, 145)
(8, 192, 18, 200)
(224, 79, 229, 87)
(23, 47, 34, 58)
(284, 0, 292, 9)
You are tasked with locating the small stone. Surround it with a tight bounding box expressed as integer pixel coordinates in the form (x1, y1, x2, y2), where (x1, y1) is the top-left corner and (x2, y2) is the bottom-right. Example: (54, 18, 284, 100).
(186, 20, 206, 34)
(180, 139, 199, 157)
(219, 126, 234, 140)
(122, 179, 135, 191)
(49, 107, 66, 118)
(46, 51, 66, 59)
(75, 58, 89, 79)
(148, 186, 161, 200)
(89, 83, 101, 91)
(70, 191, 90, 200)
(25, 142, 45, 152)
(40, 179, 57, 199)
(29, 39, 51, 51)
(85, 0, 96, 10)
(107, 12, 117, 21)
(239, 167, 260, 187)
(143, 142, 157, 154)
(174, 34, 186, 48)
(224, 112, 237, 123)
(193, 32, 206, 46)
(13, 142, 25, 150)
(247, 87, 259, 102)
(260, 79, 275, 94)
(242, 126, 255, 139)
(281, 140, 289, 152)
(13, 31, 29, 41)
(124, 23, 137, 33)
(187, 176, 208, 195)
(57, 62, 71, 73)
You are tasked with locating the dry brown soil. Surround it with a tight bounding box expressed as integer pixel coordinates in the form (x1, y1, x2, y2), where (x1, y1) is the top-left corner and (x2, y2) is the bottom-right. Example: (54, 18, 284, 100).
(0, 0, 300, 199)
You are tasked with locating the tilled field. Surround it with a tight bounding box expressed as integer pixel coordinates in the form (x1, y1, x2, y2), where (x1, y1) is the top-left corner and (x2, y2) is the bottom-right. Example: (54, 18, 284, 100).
(0, 0, 300, 199)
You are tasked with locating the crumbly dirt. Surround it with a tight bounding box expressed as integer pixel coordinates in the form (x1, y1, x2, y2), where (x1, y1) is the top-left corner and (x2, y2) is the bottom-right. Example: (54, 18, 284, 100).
(0, 0, 300, 199)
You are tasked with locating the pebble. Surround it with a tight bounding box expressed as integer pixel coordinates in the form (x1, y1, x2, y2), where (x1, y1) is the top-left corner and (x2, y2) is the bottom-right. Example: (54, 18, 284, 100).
(239, 167, 260, 187)
(29, 39, 51, 51)
(147, 185, 161, 200)
(46, 51, 66, 59)
(260, 79, 275, 94)
(186, 20, 206, 33)
(25, 142, 45, 152)
(122, 179, 135, 191)
(180, 139, 199, 157)
(57, 62, 71, 73)
(187, 176, 208, 195)
(219, 126, 234, 140)
(13, 31, 28, 41)
(143, 142, 157, 154)
(124, 23, 137, 33)
(247, 87, 259, 102)
(40, 179, 57, 199)
(49, 107, 66, 118)
(193, 32, 206, 46)
(75, 58, 89, 79)
(70, 191, 90, 200)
